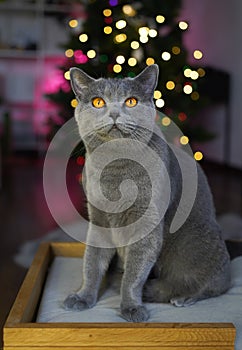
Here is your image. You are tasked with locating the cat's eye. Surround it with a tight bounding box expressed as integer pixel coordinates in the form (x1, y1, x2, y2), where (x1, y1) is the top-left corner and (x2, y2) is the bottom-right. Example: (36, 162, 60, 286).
(125, 97, 138, 108)
(92, 97, 106, 108)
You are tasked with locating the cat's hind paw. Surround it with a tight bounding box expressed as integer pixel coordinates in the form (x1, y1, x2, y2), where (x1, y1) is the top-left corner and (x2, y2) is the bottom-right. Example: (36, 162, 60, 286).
(63, 293, 91, 311)
(121, 305, 149, 322)
(170, 297, 197, 307)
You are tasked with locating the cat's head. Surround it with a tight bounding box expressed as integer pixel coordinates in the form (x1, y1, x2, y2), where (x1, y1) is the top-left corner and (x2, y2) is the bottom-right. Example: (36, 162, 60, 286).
(70, 65, 159, 151)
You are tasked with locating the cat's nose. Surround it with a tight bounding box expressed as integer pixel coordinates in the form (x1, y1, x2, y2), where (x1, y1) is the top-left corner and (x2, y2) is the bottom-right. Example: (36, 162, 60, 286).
(109, 112, 119, 122)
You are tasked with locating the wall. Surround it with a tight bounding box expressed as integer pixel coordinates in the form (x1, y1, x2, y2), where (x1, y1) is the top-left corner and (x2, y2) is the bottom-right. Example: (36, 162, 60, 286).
(181, 0, 242, 168)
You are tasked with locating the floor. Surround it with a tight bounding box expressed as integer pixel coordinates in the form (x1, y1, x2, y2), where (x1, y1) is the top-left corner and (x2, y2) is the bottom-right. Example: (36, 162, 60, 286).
(0, 155, 242, 347)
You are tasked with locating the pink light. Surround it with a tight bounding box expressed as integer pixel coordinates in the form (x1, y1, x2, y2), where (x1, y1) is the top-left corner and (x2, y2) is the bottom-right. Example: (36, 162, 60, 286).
(74, 50, 88, 64)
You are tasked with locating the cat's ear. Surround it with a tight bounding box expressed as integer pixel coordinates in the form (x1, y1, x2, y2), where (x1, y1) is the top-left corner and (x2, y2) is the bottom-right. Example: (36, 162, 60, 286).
(70, 67, 95, 97)
(134, 64, 159, 94)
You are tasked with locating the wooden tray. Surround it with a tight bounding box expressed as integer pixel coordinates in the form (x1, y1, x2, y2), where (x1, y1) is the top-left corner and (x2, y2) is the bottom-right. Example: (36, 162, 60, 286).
(3, 242, 236, 349)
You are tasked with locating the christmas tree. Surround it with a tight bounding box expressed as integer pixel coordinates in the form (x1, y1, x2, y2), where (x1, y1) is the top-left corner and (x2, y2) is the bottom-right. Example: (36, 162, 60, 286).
(46, 0, 225, 155)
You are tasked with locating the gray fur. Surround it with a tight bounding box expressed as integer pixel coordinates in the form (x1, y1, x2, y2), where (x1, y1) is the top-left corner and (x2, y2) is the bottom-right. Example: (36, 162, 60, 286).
(64, 65, 230, 322)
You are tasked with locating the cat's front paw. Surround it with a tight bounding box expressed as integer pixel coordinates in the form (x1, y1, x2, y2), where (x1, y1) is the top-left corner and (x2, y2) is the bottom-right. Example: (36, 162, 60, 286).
(63, 293, 95, 311)
(121, 305, 149, 322)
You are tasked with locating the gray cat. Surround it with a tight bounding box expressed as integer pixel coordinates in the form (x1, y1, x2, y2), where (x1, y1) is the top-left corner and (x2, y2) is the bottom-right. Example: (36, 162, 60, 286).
(64, 65, 230, 322)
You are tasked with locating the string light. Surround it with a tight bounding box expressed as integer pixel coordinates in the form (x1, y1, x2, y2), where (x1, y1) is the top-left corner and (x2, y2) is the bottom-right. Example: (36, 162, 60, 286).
(100, 54, 108, 63)
(194, 151, 203, 161)
(128, 57, 137, 66)
(193, 50, 203, 59)
(178, 112, 187, 121)
(116, 20, 127, 29)
(69, 19, 78, 28)
(172, 46, 181, 55)
(79, 34, 88, 42)
(156, 99, 165, 108)
(183, 84, 193, 94)
(64, 71, 70, 80)
(156, 15, 165, 23)
(191, 91, 200, 101)
(138, 27, 149, 36)
(140, 36, 149, 43)
(148, 29, 158, 37)
(161, 116, 171, 126)
(180, 136, 189, 145)
(116, 55, 125, 64)
(87, 49, 96, 58)
(154, 90, 162, 99)
(104, 26, 112, 34)
(184, 68, 192, 77)
(166, 81, 175, 90)
(122, 4, 136, 16)
(71, 99, 78, 108)
(113, 64, 122, 73)
(161, 52, 171, 61)
(146, 57, 155, 65)
(197, 68, 206, 77)
(190, 71, 199, 80)
(65, 49, 74, 58)
(131, 41, 139, 49)
(109, 0, 118, 6)
(114, 33, 127, 43)
(103, 9, 112, 17)
(179, 21, 189, 30)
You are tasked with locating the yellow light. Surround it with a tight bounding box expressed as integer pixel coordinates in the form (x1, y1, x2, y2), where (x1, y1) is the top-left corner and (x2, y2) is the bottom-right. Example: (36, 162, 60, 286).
(161, 51, 171, 61)
(166, 81, 175, 90)
(191, 91, 200, 101)
(113, 64, 122, 73)
(65, 49, 74, 58)
(183, 85, 193, 94)
(116, 20, 127, 29)
(128, 57, 137, 66)
(114, 33, 127, 43)
(184, 68, 192, 78)
(71, 99, 78, 108)
(116, 55, 125, 64)
(79, 33, 88, 42)
(161, 116, 171, 126)
(194, 50, 203, 59)
(140, 36, 149, 43)
(87, 49, 96, 59)
(64, 71, 70, 80)
(156, 15, 165, 23)
(146, 57, 155, 65)
(138, 27, 149, 36)
(197, 68, 206, 77)
(180, 136, 189, 145)
(172, 46, 181, 55)
(131, 41, 139, 49)
(149, 29, 158, 37)
(69, 19, 78, 28)
(154, 90, 162, 99)
(104, 26, 112, 34)
(156, 99, 165, 108)
(190, 71, 199, 80)
(194, 151, 203, 161)
(103, 9, 112, 17)
(179, 21, 189, 30)
(122, 4, 136, 17)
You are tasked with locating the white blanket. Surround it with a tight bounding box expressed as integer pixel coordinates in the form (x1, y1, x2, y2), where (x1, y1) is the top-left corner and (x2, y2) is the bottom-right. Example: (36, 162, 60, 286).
(37, 256, 242, 349)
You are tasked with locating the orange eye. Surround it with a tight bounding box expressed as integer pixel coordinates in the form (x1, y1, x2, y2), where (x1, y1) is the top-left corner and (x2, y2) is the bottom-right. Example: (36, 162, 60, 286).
(125, 97, 138, 108)
(92, 97, 106, 108)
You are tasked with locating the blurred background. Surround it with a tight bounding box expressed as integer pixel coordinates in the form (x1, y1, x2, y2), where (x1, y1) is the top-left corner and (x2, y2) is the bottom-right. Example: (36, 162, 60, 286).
(0, 0, 241, 344)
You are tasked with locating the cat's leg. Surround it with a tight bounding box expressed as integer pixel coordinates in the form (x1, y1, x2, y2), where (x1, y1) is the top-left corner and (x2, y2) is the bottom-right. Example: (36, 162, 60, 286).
(143, 279, 171, 303)
(64, 245, 116, 310)
(120, 235, 162, 322)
